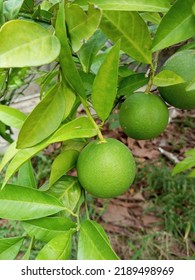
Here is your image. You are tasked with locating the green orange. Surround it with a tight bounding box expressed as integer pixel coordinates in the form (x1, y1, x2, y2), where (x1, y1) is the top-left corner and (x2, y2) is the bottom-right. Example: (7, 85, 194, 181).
(119, 92, 169, 140)
(76, 138, 136, 198)
(159, 50, 195, 109)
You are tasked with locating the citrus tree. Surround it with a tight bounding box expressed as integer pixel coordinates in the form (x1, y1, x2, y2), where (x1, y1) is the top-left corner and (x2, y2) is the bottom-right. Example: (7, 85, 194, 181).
(0, 0, 195, 260)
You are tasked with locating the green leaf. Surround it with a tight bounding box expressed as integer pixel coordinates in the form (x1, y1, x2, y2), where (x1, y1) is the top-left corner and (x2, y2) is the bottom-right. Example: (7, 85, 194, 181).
(186, 78, 195, 91)
(91, 41, 120, 121)
(22, 237, 33, 260)
(0, 0, 4, 26)
(0, 236, 24, 260)
(172, 157, 195, 176)
(0, 141, 18, 172)
(48, 116, 97, 143)
(118, 73, 149, 96)
(55, 0, 86, 99)
(47, 176, 82, 214)
(22, 216, 76, 243)
(0, 105, 26, 129)
(49, 150, 79, 187)
(17, 84, 65, 149)
(2, 117, 97, 187)
(36, 231, 72, 260)
(17, 160, 37, 188)
(74, 0, 170, 12)
(152, 0, 195, 52)
(141, 12, 162, 25)
(0, 20, 60, 67)
(185, 149, 195, 157)
(153, 70, 185, 87)
(0, 184, 65, 220)
(79, 29, 107, 73)
(62, 82, 76, 121)
(100, 11, 152, 64)
(66, 4, 102, 52)
(3, 0, 24, 20)
(77, 220, 119, 260)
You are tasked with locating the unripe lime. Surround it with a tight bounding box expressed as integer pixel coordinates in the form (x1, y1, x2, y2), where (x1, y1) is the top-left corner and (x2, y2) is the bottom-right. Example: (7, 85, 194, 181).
(159, 50, 195, 109)
(76, 138, 136, 198)
(119, 92, 169, 140)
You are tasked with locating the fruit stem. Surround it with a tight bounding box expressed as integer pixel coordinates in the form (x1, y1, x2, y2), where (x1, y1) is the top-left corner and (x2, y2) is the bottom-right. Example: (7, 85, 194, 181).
(145, 51, 160, 93)
(80, 96, 106, 143)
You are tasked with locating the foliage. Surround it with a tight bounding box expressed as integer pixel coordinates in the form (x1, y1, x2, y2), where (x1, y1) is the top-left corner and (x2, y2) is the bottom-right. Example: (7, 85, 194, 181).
(0, 0, 195, 259)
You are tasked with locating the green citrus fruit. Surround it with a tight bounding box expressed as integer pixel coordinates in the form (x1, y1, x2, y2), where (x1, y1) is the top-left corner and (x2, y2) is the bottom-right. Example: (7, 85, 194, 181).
(76, 138, 136, 198)
(119, 92, 169, 140)
(159, 50, 195, 109)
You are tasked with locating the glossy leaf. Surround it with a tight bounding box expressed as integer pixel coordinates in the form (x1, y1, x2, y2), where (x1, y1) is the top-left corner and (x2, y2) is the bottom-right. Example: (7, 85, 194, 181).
(36, 231, 72, 260)
(55, 0, 86, 99)
(0, 105, 26, 129)
(3, 0, 24, 20)
(153, 70, 185, 87)
(49, 150, 79, 187)
(152, 0, 195, 52)
(0, 236, 24, 260)
(79, 29, 107, 73)
(66, 4, 101, 52)
(47, 176, 82, 214)
(22, 216, 76, 243)
(48, 116, 97, 143)
(118, 73, 149, 96)
(17, 160, 37, 188)
(92, 41, 120, 121)
(0, 20, 60, 67)
(17, 84, 65, 149)
(74, 0, 170, 12)
(77, 220, 119, 260)
(0, 184, 64, 220)
(101, 11, 152, 64)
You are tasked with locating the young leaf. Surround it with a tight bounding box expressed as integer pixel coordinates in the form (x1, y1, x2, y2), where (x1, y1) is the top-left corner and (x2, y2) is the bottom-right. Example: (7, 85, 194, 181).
(0, 236, 24, 260)
(77, 220, 119, 260)
(118, 73, 149, 96)
(17, 160, 37, 189)
(100, 11, 152, 64)
(0, 20, 60, 67)
(0, 184, 65, 220)
(74, 0, 170, 12)
(79, 29, 107, 73)
(0, 105, 26, 129)
(17, 84, 65, 149)
(22, 216, 76, 243)
(55, 0, 86, 99)
(47, 176, 82, 214)
(66, 4, 102, 52)
(91, 41, 120, 121)
(36, 231, 72, 260)
(153, 70, 185, 87)
(49, 150, 79, 187)
(152, 0, 195, 52)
